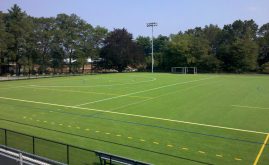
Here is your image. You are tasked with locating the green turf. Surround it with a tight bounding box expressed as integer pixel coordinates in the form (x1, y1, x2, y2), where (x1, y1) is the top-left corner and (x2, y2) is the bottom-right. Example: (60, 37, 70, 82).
(0, 73, 269, 165)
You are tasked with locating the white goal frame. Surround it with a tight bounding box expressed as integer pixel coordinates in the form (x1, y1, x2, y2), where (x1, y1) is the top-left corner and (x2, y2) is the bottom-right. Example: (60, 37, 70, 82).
(171, 67, 197, 74)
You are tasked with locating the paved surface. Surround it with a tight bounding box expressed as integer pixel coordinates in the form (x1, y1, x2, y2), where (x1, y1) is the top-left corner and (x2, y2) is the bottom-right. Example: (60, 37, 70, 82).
(0, 154, 20, 165)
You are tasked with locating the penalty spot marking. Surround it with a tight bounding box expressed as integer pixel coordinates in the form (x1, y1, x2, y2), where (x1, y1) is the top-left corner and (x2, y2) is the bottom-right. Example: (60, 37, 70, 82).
(253, 134, 269, 165)
(0, 96, 267, 135)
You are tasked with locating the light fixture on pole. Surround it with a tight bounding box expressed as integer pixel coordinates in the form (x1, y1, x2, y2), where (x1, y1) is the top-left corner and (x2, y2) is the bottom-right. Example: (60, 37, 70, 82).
(146, 22, 158, 73)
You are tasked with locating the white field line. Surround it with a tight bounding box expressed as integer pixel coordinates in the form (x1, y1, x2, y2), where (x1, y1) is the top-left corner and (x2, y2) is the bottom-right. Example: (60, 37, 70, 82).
(110, 81, 217, 111)
(0, 85, 28, 90)
(75, 76, 216, 106)
(29, 76, 157, 88)
(0, 96, 267, 135)
(21, 86, 152, 99)
(232, 105, 269, 110)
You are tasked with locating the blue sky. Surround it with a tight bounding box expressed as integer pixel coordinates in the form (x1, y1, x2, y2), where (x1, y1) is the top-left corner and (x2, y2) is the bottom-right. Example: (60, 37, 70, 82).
(1, 0, 269, 37)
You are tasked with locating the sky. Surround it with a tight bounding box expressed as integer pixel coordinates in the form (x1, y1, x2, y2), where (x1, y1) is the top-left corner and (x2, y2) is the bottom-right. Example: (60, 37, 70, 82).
(1, 0, 269, 37)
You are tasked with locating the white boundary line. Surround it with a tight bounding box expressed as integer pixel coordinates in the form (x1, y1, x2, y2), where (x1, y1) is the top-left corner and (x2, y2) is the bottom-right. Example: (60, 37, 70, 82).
(0, 96, 267, 135)
(232, 105, 269, 110)
(75, 76, 216, 106)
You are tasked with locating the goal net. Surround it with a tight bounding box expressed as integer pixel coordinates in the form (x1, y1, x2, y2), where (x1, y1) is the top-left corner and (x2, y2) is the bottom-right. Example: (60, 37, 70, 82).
(171, 67, 197, 74)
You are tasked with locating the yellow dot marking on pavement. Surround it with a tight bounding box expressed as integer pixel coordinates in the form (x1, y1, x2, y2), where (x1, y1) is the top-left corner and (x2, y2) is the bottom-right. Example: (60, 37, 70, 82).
(235, 158, 242, 161)
(167, 145, 173, 147)
(116, 134, 121, 137)
(198, 151, 206, 154)
(182, 148, 189, 150)
(153, 142, 159, 145)
(216, 154, 223, 157)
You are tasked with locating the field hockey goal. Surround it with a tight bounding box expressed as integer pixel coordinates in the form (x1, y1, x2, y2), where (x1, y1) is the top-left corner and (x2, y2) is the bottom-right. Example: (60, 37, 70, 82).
(171, 67, 197, 74)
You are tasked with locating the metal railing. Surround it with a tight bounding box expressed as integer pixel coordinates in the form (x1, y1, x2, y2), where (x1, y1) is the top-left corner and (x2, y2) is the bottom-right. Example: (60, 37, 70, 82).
(0, 128, 151, 165)
(0, 144, 66, 165)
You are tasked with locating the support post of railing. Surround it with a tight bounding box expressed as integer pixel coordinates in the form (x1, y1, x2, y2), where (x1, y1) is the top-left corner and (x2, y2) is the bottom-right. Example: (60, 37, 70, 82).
(33, 137, 35, 154)
(4, 129, 7, 146)
(67, 144, 69, 164)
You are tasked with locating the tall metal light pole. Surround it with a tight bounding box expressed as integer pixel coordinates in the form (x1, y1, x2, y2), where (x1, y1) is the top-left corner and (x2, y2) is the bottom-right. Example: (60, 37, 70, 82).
(146, 22, 158, 73)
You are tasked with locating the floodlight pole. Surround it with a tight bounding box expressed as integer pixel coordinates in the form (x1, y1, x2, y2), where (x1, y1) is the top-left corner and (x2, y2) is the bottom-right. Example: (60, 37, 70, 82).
(147, 22, 158, 73)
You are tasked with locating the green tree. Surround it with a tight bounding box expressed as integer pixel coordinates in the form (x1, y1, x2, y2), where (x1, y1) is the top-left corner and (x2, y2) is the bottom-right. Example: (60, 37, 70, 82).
(257, 23, 269, 66)
(162, 34, 192, 71)
(55, 13, 83, 73)
(33, 17, 55, 74)
(0, 12, 10, 74)
(217, 20, 259, 72)
(6, 4, 32, 75)
(136, 36, 151, 56)
(101, 28, 143, 72)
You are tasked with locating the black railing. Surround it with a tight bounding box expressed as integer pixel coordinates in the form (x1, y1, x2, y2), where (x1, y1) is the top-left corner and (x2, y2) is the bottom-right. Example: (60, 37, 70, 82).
(0, 128, 151, 165)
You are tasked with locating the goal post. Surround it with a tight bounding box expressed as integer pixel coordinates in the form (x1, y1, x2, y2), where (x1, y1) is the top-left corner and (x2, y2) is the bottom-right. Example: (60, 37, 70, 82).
(171, 67, 197, 74)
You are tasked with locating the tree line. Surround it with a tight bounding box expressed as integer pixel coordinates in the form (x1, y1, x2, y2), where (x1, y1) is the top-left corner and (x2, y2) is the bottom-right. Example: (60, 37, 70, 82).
(137, 21, 269, 73)
(0, 4, 269, 75)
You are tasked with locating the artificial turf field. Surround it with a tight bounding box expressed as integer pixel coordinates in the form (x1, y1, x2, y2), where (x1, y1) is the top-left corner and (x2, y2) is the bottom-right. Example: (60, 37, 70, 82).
(0, 73, 269, 165)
